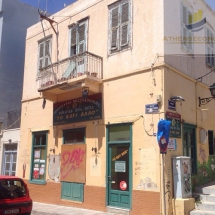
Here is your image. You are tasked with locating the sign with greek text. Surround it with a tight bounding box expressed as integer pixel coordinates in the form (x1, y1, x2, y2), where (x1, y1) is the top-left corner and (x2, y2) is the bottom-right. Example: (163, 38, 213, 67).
(166, 112, 181, 138)
(145, 103, 159, 114)
(53, 93, 102, 125)
(115, 161, 126, 172)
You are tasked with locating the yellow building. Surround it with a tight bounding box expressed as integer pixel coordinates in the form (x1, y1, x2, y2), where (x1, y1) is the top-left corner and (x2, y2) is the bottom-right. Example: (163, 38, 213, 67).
(18, 0, 215, 215)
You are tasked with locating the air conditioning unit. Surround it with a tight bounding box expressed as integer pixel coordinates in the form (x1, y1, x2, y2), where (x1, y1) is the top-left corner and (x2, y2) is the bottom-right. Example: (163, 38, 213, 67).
(199, 128, 208, 144)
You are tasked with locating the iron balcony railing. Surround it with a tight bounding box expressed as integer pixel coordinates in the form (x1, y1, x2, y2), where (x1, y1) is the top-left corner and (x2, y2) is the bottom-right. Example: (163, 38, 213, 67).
(38, 51, 103, 90)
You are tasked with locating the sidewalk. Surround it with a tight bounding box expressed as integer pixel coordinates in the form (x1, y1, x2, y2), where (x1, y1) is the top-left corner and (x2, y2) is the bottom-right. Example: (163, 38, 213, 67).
(32, 202, 118, 215)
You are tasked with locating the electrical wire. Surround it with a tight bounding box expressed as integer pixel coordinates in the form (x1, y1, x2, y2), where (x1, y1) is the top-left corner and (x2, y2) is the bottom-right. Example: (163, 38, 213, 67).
(196, 67, 215, 82)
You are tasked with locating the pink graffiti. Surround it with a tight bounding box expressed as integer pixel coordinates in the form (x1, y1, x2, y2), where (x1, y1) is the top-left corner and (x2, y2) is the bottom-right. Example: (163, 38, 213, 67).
(61, 148, 85, 179)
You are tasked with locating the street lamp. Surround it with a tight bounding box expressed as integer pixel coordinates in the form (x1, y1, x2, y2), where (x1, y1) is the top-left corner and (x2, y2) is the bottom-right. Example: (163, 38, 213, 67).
(199, 83, 215, 107)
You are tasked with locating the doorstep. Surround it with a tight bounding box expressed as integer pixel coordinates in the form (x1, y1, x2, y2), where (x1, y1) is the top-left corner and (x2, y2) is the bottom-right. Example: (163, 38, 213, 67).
(106, 206, 130, 215)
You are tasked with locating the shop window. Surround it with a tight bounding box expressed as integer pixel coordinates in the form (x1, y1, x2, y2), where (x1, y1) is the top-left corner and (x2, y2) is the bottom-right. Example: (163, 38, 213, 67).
(208, 130, 214, 155)
(30, 131, 47, 184)
(108, 0, 131, 54)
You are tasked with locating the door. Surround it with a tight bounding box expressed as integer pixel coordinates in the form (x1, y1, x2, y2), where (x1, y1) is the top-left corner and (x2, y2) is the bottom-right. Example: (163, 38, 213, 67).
(108, 144, 130, 208)
(107, 124, 132, 209)
(61, 128, 85, 202)
(183, 124, 197, 174)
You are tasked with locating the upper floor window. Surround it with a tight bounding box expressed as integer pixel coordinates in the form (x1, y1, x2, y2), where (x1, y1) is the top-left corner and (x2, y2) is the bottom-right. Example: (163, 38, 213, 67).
(69, 20, 88, 56)
(38, 38, 52, 71)
(108, 0, 131, 54)
(181, 3, 193, 53)
(206, 27, 215, 67)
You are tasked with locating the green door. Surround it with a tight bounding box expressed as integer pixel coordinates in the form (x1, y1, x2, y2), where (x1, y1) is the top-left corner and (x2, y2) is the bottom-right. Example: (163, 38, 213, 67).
(183, 124, 197, 174)
(106, 123, 132, 209)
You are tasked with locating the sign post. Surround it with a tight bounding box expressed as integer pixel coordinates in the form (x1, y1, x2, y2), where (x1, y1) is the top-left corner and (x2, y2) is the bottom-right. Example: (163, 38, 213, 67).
(157, 119, 171, 215)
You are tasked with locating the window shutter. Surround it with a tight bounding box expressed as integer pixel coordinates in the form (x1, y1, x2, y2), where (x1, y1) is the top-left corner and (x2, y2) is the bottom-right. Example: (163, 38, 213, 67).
(111, 7, 119, 50)
(121, 2, 129, 23)
(120, 2, 129, 47)
(39, 43, 44, 69)
(45, 40, 50, 66)
(183, 5, 187, 25)
(78, 22, 86, 53)
(71, 26, 77, 46)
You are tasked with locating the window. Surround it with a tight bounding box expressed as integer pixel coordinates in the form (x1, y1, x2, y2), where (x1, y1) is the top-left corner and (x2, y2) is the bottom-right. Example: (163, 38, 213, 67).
(181, 3, 193, 53)
(69, 20, 88, 56)
(206, 28, 215, 67)
(108, 0, 131, 54)
(38, 38, 52, 72)
(208, 130, 214, 155)
(30, 132, 47, 184)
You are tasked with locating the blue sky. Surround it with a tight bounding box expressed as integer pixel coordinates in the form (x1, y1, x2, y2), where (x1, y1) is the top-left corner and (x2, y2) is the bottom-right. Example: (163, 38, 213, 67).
(18, 0, 76, 14)
(18, 0, 215, 14)
(206, 0, 215, 10)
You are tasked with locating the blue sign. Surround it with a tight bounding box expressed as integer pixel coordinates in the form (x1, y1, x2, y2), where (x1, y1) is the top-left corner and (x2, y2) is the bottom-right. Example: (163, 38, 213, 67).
(145, 103, 159, 114)
(168, 100, 176, 111)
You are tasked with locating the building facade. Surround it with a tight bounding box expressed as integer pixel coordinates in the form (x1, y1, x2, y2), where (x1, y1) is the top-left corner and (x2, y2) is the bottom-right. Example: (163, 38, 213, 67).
(18, 0, 215, 214)
(0, 0, 39, 177)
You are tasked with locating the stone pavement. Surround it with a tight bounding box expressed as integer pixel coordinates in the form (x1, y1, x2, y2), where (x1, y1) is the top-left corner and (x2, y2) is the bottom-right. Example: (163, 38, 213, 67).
(32, 202, 118, 215)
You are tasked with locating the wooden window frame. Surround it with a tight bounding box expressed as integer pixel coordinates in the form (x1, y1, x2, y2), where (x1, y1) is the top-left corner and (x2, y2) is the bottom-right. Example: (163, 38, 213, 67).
(108, 0, 131, 54)
(37, 37, 52, 77)
(68, 20, 88, 56)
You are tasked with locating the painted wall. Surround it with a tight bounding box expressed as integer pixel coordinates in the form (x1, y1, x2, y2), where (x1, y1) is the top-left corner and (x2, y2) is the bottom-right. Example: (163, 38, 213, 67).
(0, 0, 39, 128)
(22, 0, 164, 100)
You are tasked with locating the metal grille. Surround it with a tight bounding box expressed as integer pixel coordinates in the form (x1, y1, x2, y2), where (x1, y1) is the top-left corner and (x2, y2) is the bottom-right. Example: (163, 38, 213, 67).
(7, 110, 21, 129)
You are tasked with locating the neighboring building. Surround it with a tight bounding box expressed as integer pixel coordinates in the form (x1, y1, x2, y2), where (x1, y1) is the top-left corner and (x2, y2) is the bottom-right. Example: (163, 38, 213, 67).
(0, 0, 39, 127)
(0, 110, 21, 176)
(18, 0, 215, 215)
(0, 0, 39, 177)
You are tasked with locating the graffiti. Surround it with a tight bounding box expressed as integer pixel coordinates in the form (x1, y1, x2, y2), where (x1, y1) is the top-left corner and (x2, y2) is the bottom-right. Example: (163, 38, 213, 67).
(48, 154, 60, 182)
(184, 174, 191, 193)
(165, 181, 171, 203)
(137, 177, 158, 190)
(61, 148, 85, 179)
(194, 155, 215, 189)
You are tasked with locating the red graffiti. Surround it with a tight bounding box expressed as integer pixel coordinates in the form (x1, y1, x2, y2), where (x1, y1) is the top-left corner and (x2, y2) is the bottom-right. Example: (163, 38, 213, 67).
(61, 148, 85, 179)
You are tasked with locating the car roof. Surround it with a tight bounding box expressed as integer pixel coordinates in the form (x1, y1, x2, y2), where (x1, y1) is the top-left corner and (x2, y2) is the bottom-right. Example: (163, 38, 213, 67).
(0, 175, 23, 180)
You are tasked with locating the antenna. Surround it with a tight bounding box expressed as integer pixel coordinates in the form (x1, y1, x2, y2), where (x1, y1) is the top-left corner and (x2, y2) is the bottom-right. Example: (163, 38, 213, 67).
(46, 0, 48, 13)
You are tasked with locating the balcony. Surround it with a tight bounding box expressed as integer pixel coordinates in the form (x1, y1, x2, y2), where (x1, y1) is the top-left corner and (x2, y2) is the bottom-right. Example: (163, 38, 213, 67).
(38, 52, 103, 101)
